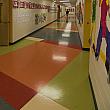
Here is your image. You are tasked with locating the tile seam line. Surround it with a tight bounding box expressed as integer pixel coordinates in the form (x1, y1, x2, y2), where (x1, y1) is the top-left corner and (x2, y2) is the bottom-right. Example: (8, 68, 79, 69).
(0, 72, 37, 93)
(41, 41, 82, 51)
(0, 43, 81, 86)
(38, 93, 70, 110)
(0, 41, 38, 57)
(35, 52, 84, 110)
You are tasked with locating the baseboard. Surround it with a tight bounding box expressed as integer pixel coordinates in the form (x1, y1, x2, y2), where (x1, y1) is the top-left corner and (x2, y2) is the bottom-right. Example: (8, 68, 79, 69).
(89, 75, 98, 110)
(82, 48, 90, 51)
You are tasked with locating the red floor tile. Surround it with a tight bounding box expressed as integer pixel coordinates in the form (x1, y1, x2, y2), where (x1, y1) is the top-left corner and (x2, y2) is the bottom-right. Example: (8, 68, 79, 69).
(42, 40, 82, 50)
(0, 42, 81, 91)
(0, 72, 36, 110)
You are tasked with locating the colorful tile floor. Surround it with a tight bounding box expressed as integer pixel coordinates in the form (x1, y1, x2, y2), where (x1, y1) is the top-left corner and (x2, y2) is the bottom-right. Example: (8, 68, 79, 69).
(0, 15, 95, 110)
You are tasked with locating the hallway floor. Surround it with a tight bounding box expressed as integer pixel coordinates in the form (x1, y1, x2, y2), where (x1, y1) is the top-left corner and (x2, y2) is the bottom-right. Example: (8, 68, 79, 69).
(0, 15, 95, 110)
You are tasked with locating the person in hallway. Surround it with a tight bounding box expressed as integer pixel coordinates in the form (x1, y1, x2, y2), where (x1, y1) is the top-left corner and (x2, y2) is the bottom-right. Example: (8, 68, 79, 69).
(78, 2, 83, 25)
(95, 0, 110, 83)
(66, 9, 69, 17)
(66, 9, 69, 22)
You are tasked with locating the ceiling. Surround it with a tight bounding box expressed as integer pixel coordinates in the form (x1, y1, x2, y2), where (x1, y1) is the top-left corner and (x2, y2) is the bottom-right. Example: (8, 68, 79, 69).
(53, 0, 77, 7)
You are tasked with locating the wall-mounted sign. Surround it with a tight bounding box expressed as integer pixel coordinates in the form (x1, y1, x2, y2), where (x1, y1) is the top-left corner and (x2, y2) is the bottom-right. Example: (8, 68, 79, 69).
(13, 0, 50, 9)
(13, 0, 19, 8)
(35, 13, 47, 25)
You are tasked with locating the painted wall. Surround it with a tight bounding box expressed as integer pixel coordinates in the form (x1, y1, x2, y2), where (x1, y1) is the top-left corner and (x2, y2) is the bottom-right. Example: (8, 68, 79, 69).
(89, 0, 110, 109)
(10, 0, 65, 43)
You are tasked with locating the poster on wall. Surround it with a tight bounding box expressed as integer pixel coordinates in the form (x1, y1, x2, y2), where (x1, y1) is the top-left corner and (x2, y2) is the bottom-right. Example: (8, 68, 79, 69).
(35, 13, 47, 25)
(91, 0, 110, 83)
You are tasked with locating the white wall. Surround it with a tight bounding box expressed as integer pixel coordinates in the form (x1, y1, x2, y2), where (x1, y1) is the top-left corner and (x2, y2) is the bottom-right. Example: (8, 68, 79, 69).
(11, 0, 65, 43)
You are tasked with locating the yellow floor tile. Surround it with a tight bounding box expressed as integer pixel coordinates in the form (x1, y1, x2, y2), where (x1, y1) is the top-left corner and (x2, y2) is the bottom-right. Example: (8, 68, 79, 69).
(20, 93, 69, 110)
(26, 37, 44, 41)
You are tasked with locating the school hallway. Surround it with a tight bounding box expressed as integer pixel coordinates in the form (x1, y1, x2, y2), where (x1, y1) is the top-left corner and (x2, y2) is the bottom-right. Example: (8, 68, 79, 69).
(0, 14, 96, 110)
